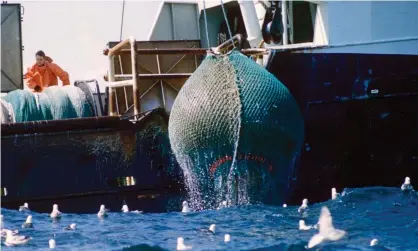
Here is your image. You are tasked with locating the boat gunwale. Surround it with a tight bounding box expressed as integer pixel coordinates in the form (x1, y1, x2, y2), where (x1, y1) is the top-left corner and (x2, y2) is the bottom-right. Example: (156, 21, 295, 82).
(0, 108, 169, 136)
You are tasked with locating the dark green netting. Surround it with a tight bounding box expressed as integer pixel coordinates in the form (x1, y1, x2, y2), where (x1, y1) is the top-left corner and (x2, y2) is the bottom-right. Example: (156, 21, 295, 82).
(62, 85, 94, 118)
(43, 86, 78, 120)
(168, 50, 304, 208)
(1, 86, 94, 122)
(34, 93, 53, 120)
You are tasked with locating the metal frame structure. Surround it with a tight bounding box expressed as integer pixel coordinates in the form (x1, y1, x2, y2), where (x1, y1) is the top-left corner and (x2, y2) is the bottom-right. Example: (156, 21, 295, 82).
(104, 35, 268, 118)
(106, 37, 139, 117)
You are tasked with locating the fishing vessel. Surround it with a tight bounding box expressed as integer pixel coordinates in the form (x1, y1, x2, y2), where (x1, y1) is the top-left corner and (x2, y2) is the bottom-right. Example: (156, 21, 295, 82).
(1, 0, 417, 212)
(146, 0, 418, 204)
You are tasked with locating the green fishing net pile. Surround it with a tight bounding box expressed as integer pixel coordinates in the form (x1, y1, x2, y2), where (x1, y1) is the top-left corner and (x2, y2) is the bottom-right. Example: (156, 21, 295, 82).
(1, 85, 94, 123)
(168, 50, 304, 206)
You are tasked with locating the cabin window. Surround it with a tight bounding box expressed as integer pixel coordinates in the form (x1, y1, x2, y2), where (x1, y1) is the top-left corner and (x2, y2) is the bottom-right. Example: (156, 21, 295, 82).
(287, 1, 316, 44)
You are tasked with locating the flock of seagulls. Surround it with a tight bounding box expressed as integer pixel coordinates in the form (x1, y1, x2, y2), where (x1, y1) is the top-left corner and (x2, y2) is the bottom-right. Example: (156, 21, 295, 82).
(179, 176, 413, 249)
(0, 176, 414, 249)
(0, 202, 142, 248)
(295, 176, 414, 248)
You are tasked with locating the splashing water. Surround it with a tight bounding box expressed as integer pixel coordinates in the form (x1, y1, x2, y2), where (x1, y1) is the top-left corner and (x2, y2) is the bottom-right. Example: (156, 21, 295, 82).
(1, 187, 417, 250)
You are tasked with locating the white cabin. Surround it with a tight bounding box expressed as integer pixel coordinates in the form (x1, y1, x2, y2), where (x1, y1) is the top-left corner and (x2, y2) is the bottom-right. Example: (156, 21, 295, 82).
(149, 0, 418, 55)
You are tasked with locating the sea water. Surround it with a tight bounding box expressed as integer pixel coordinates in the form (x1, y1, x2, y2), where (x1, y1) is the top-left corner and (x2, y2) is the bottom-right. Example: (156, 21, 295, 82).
(1, 187, 417, 250)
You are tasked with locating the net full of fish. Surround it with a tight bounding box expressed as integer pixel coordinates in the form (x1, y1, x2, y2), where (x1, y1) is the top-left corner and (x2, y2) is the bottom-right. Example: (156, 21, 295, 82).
(169, 50, 304, 209)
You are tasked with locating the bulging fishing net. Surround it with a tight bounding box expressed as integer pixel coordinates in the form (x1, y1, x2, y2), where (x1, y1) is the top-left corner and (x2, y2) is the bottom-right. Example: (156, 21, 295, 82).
(1, 86, 95, 122)
(168, 50, 304, 209)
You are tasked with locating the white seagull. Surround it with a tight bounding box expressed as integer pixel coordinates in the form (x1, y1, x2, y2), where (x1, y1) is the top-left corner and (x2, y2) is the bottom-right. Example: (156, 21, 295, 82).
(370, 238, 379, 246)
(49, 239, 56, 249)
(97, 205, 108, 218)
(308, 207, 346, 248)
(19, 202, 30, 212)
(1, 229, 18, 240)
(50, 204, 61, 219)
(177, 237, 192, 250)
(65, 223, 77, 230)
(298, 198, 309, 213)
(401, 177, 414, 191)
(299, 220, 313, 230)
(4, 230, 31, 246)
(22, 215, 33, 228)
(181, 201, 190, 213)
(208, 224, 216, 234)
(122, 205, 129, 213)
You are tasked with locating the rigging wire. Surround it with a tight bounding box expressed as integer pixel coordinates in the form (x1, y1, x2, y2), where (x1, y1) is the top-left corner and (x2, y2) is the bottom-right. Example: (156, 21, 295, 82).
(202, 0, 210, 48)
(220, 0, 235, 48)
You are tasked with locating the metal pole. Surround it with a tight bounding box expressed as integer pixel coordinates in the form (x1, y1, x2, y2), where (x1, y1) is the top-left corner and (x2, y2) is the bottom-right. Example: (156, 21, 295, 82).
(108, 55, 117, 116)
(281, 0, 288, 45)
(155, 54, 166, 109)
(130, 37, 140, 116)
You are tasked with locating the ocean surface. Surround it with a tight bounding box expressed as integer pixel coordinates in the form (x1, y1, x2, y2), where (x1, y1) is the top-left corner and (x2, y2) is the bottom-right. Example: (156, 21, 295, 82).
(1, 187, 417, 251)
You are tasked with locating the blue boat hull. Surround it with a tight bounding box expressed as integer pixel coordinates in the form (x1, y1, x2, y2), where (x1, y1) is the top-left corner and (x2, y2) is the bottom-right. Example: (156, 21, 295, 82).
(1, 109, 185, 213)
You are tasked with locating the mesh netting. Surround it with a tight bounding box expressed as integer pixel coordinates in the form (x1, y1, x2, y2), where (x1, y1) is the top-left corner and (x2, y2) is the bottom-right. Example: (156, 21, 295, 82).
(168, 50, 304, 208)
(34, 93, 53, 120)
(1, 86, 94, 122)
(2, 90, 44, 122)
(62, 85, 94, 118)
(43, 86, 78, 120)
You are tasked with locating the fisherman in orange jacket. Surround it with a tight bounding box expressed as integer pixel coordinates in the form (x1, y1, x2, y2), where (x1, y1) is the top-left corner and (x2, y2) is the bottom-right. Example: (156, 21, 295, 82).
(24, 50, 70, 92)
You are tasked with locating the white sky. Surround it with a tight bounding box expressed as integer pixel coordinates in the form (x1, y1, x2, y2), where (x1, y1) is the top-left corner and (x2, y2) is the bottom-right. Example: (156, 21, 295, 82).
(11, 0, 163, 85)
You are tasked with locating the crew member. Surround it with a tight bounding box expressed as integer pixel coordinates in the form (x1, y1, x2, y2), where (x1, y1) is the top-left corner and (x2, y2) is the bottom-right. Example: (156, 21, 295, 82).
(24, 50, 70, 92)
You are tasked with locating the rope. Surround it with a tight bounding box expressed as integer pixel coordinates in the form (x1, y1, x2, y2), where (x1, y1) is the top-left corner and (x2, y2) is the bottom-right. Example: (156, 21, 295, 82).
(203, 0, 210, 48)
(119, 0, 126, 41)
(220, 0, 235, 48)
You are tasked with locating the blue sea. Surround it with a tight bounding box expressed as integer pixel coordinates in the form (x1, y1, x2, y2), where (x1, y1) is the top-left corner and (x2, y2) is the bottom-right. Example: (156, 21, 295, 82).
(1, 187, 417, 251)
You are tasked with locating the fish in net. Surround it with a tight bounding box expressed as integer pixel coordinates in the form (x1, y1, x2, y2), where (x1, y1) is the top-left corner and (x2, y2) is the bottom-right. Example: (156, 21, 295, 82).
(168, 50, 304, 209)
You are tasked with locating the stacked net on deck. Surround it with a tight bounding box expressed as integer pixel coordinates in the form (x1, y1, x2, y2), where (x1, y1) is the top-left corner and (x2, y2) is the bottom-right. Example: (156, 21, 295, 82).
(2, 89, 44, 122)
(168, 50, 304, 208)
(0, 85, 95, 123)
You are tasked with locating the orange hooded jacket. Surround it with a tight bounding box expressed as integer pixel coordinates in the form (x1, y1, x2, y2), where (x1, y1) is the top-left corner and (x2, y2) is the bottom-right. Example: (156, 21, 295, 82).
(24, 56, 70, 92)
